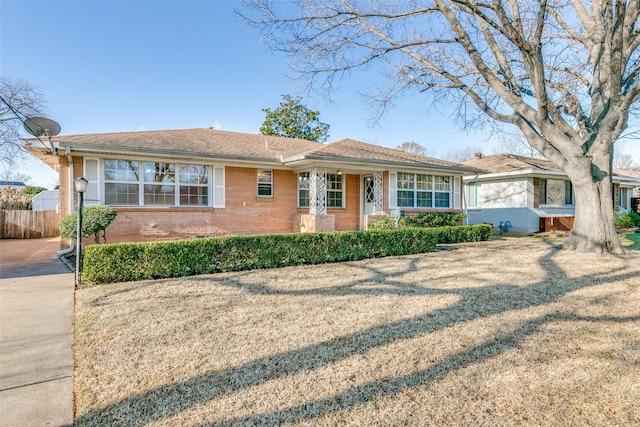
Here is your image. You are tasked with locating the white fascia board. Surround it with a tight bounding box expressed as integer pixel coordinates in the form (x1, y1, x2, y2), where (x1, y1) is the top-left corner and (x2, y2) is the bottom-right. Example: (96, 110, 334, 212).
(463, 169, 567, 182)
(286, 158, 470, 176)
(612, 173, 640, 186)
(59, 144, 291, 169)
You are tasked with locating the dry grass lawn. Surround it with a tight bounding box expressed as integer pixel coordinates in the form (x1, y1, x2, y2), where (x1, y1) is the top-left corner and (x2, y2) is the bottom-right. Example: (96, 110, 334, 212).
(74, 238, 640, 426)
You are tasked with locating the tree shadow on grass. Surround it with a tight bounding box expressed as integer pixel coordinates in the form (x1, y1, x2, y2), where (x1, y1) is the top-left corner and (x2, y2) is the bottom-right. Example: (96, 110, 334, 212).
(75, 242, 640, 426)
(214, 312, 640, 427)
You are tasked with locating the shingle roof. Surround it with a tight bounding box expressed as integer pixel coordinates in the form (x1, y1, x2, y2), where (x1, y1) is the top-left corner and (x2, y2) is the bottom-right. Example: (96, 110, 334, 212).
(51, 128, 322, 163)
(28, 128, 480, 173)
(0, 181, 26, 187)
(460, 153, 560, 173)
(288, 138, 481, 172)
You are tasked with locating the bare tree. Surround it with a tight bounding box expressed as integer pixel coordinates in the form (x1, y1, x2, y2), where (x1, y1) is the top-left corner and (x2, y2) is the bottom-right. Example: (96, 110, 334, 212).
(243, 0, 640, 254)
(493, 132, 543, 158)
(0, 77, 46, 168)
(0, 168, 32, 185)
(396, 141, 428, 156)
(612, 141, 639, 168)
(441, 145, 485, 162)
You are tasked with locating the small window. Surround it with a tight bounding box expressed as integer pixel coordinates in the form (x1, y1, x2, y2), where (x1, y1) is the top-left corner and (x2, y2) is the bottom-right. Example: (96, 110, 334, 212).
(257, 170, 273, 197)
(298, 172, 310, 207)
(467, 182, 479, 208)
(326, 173, 344, 208)
(564, 181, 573, 205)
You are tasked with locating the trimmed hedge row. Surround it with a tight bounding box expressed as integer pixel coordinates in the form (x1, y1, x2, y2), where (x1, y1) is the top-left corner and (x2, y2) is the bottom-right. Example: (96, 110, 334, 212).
(433, 224, 492, 244)
(82, 224, 492, 284)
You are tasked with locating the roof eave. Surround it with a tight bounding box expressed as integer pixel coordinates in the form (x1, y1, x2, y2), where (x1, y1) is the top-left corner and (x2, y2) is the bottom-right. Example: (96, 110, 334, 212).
(284, 154, 483, 174)
(58, 142, 285, 165)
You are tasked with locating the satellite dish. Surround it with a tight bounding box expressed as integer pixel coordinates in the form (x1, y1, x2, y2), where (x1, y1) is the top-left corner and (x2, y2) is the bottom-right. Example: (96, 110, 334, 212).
(23, 117, 61, 138)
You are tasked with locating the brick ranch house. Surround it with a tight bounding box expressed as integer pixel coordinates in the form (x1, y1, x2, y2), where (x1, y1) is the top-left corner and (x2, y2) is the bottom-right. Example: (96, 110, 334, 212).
(460, 153, 640, 235)
(22, 128, 480, 243)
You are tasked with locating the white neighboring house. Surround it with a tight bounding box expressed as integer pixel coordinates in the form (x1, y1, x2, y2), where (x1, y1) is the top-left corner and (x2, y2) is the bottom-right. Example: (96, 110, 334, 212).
(461, 154, 640, 235)
(32, 190, 59, 211)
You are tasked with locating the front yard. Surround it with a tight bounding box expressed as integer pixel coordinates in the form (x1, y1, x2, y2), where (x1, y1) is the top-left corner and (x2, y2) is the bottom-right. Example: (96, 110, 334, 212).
(74, 238, 640, 426)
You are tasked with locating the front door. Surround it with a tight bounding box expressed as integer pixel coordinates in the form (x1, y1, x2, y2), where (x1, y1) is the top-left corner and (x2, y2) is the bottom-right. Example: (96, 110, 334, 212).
(363, 176, 375, 215)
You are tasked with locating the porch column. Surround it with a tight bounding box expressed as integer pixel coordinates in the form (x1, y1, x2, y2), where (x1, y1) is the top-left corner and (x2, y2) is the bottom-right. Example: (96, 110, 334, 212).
(309, 167, 327, 215)
(373, 171, 384, 214)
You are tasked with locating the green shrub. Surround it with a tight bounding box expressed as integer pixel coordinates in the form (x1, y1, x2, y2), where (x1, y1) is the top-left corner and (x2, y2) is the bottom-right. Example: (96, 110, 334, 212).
(615, 210, 640, 228)
(82, 224, 492, 284)
(21, 186, 48, 196)
(59, 205, 118, 243)
(432, 224, 492, 243)
(368, 217, 397, 230)
(398, 212, 468, 228)
(371, 212, 468, 230)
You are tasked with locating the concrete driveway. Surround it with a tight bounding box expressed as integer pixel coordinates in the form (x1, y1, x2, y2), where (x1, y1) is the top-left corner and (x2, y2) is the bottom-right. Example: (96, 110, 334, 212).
(0, 237, 74, 427)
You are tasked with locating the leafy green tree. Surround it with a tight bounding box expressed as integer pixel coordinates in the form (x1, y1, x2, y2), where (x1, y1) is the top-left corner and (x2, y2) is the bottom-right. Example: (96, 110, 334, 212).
(59, 205, 118, 244)
(260, 94, 330, 142)
(21, 186, 47, 196)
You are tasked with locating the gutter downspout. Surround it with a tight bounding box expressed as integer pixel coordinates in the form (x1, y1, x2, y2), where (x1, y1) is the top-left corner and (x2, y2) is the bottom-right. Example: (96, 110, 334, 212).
(59, 147, 75, 256)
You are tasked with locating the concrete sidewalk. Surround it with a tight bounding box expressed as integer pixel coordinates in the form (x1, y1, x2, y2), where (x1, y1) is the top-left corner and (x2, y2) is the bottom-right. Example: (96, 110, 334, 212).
(0, 238, 74, 427)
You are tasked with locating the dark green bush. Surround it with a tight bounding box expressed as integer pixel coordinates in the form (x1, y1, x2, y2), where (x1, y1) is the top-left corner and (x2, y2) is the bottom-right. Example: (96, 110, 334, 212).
(398, 212, 468, 228)
(432, 224, 492, 243)
(59, 205, 118, 243)
(83, 224, 492, 284)
(615, 210, 640, 228)
(371, 212, 468, 230)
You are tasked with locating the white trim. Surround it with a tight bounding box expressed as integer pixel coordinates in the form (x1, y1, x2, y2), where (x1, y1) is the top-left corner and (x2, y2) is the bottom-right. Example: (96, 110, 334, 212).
(213, 166, 225, 208)
(453, 176, 461, 209)
(389, 172, 397, 209)
(83, 158, 101, 206)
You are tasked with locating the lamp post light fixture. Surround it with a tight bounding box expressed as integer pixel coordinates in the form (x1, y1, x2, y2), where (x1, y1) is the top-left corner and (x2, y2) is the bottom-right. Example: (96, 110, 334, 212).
(74, 177, 89, 286)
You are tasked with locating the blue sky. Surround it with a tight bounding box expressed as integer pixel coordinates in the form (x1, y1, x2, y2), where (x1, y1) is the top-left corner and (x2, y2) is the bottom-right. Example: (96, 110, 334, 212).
(2, 0, 639, 188)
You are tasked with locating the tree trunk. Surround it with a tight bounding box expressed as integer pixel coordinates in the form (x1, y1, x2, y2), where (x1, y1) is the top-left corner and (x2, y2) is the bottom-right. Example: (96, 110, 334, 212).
(563, 153, 624, 254)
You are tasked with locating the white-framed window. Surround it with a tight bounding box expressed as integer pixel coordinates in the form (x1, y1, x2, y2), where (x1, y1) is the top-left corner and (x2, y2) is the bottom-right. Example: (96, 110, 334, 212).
(396, 173, 450, 208)
(467, 182, 480, 208)
(101, 159, 219, 207)
(143, 162, 176, 206)
(178, 164, 209, 206)
(297, 171, 344, 208)
(104, 160, 140, 205)
(298, 172, 310, 208)
(326, 173, 344, 208)
(257, 169, 273, 197)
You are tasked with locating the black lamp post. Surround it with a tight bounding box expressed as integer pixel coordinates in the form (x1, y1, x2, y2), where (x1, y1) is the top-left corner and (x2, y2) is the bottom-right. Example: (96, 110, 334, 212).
(74, 177, 89, 286)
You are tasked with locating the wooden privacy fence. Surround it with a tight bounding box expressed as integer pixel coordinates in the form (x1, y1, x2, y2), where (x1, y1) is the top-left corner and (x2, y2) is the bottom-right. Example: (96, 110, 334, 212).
(0, 210, 61, 239)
